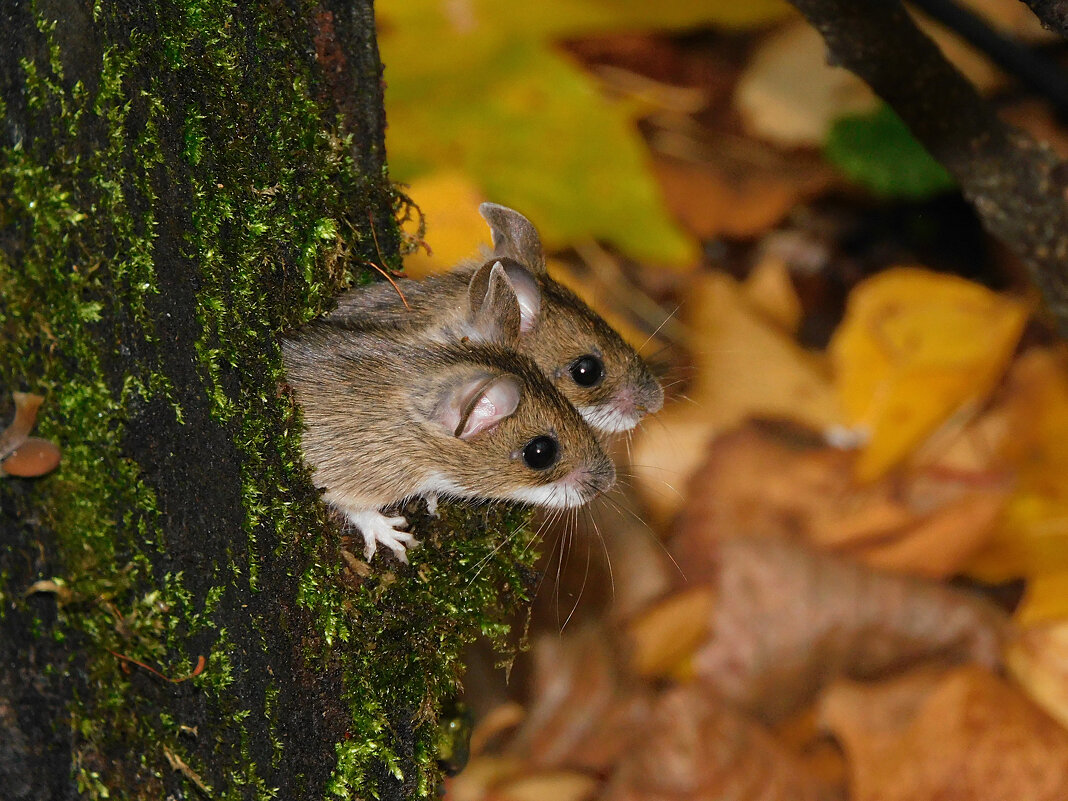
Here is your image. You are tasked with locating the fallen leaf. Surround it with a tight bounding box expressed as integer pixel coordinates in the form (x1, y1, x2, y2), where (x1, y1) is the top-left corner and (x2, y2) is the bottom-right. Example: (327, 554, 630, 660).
(743, 254, 803, 334)
(505, 627, 649, 773)
(2, 437, 62, 478)
(824, 105, 955, 199)
(1015, 569, 1068, 625)
(677, 537, 1007, 721)
(651, 153, 834, 240)
(0, 392, 44, 460)
(674, 421, 1009, 578)
(968, 347, 1068, 582)
(381, 20, 697, 264)
(602, 684, 833, 801)
(626, 585, 717, 680)
(829, 266, 1028, 481)
(820, 666, 1068, 801)
(446, 756, 527, 801)
(490, 771, 597, 801)
(1006, 621, 1068, 732)
(632, 271, 842, 525)
(735, 20, 877, 148)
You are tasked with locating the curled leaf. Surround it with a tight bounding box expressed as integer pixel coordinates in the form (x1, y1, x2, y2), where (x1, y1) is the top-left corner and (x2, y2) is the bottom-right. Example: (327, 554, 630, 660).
(2, 437, 61, 477)
(830, 267, 1028, 482)
(820, 667, 1068, 801)
(0, 392, 44, 460)
(678, 537, 1007, 721)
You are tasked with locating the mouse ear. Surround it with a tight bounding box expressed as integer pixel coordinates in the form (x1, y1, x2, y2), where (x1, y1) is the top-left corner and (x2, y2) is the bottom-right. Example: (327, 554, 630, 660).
(499, 262, 541, 334)
(432, 374, 521, 440)
(467, 261, 521, 346)
(479, 203, 546, 275)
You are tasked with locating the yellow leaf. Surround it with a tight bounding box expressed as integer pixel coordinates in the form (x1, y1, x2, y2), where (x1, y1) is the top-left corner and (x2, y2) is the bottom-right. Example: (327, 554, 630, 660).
(1016, 571, 1068, 626)
(401, 171, 488, 279)
(969, 347, 1068, 582)
(632, 271, 842, 525)
(627, 585, 717, 680)
(830, 267, 1028, 482)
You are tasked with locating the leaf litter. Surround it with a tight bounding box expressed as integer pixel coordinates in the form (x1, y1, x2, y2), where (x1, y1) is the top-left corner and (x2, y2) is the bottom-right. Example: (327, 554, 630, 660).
(376, 2, 1068, 797)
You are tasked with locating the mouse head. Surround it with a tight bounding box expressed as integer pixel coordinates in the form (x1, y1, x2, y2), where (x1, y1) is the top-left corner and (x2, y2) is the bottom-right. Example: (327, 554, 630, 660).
(413, 347, 615, 509)
(477, 202, 664, 434)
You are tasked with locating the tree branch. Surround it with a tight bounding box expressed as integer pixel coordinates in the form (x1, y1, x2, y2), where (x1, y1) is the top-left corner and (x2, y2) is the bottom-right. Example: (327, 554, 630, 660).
(788, 0, 1068, 334)
(1021, 0, 1068, 39)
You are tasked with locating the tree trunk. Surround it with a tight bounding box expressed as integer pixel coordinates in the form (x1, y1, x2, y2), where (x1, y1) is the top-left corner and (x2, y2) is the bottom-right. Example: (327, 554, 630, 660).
(0, 2, 534, 799)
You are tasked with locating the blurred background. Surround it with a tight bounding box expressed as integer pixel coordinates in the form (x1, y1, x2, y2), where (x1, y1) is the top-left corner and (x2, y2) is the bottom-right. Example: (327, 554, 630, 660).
(377, 1, 1068, 798)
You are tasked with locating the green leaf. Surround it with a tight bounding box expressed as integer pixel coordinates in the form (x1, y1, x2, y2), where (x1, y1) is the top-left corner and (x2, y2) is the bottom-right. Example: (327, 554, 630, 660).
(824, 105, 956, 199)
(379, 4, 700, 264)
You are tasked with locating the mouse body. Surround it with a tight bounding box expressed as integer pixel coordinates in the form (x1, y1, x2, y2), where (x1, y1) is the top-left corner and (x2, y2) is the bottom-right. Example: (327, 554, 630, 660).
(326, 204, 664, 434)
(283, 264, 615, 562)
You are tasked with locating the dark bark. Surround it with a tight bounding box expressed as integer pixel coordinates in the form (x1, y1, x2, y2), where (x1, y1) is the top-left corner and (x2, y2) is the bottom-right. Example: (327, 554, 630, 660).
(0, 2, 532, 799)
(1021, 0, 1068, 39)
(788, 0, 1068, 334)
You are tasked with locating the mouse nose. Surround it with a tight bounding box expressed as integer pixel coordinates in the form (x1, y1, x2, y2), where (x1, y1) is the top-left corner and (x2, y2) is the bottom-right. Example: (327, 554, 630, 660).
(583, 454, 616, 495)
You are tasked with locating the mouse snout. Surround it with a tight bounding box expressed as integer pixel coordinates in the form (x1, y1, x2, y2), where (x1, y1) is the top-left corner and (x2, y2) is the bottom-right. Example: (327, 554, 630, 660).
(632, 363, 664, 415)
(575, 453, 615, 498)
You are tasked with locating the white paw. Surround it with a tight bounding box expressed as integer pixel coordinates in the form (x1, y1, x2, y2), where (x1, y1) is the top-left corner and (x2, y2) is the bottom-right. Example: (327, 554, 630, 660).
(347, 509, 420, 563)
(424, 492, 440, 517)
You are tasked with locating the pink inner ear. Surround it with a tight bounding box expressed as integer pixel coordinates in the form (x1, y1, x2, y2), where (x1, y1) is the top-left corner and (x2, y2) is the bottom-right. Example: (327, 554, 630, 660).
(502, 264, 541, 333)
(458, 377, 521, 439)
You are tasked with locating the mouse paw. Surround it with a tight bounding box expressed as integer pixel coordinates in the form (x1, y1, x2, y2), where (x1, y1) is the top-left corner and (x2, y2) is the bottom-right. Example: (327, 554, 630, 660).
(424, 492, 440, 518)
(347, 509, 420, 563)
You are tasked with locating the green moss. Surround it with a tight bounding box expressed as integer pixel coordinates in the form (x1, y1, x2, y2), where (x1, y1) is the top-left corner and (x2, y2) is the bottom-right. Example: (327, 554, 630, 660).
(1, 1, 538, 798)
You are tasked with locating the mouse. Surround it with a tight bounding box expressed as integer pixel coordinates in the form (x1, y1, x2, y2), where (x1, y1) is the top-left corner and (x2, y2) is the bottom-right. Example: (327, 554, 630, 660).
(325, 203, 664, 435)
(283, 262, 616, 563)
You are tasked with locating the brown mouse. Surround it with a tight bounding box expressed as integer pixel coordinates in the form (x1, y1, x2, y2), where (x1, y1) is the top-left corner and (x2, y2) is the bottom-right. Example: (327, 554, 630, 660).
(326, 203, 664, 434)
(283, 263, 615, 562)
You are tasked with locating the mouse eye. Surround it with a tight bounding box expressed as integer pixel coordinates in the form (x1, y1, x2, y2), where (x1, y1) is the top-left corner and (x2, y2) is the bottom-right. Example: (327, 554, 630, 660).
(568, 355, 604, 388)
(522, 435, 559, 470)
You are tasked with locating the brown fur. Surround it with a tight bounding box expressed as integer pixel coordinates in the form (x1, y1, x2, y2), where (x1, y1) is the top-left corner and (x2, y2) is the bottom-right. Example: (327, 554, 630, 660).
(282, 322, 615, 512)
(325, 205, 663, 432)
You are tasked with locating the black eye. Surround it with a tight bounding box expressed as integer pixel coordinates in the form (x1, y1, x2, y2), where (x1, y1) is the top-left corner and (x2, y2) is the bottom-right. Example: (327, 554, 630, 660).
(569, 355, 604, 388)
(522, 436, 559, 470)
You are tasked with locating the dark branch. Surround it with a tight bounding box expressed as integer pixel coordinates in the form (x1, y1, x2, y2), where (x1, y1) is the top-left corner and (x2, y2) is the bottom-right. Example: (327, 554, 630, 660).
(788, 0, 1068, 334)
(1021, 0, 1068, 39)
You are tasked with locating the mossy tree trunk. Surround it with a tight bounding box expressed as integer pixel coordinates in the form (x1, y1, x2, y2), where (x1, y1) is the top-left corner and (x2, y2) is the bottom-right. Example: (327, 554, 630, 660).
(0, 2, 534, 799)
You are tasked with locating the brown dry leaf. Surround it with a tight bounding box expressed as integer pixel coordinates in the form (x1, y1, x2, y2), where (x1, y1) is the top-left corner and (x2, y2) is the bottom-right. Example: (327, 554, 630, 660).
(446, 756, 527, 801)
(0, 392, 44, 460)
(743, 254, 803, 334)
(820, 666, 1068, 801)
(627, 585, 717, 680)
(1006, 621, 1068, 732)
(2, 437, 62, 478)
(675, 536, 1006, 721)
(601, 684, 833, 801)
(651, 154, 833, 240)
(632, 271, 842, 526)
(504, 627, 649, 773)
(830, 267, 1028, 482)
(674, 421, 1009, 578)
(489, 771, 597, 801)
(735, 20, 878, 147)
(735, 16, 1005, 149)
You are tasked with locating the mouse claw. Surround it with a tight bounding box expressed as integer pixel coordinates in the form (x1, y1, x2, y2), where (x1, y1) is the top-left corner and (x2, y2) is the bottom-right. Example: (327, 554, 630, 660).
(348, 510, 419, 563)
